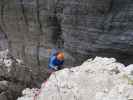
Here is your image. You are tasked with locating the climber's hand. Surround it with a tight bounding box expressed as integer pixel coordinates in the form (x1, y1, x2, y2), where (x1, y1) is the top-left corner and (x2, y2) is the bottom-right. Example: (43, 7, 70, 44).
(54, 66, 58, 70)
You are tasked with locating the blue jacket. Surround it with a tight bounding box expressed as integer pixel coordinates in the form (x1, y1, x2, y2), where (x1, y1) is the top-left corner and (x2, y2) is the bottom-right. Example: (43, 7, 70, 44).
(48, 49, 64, 70)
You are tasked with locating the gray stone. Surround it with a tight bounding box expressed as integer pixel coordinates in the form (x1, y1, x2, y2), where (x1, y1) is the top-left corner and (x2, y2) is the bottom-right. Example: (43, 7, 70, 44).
(0, 92, 8, 100)
(0, 50, 50, 100)
(0, 0, 133, 67)
(0, 0, 133, 99)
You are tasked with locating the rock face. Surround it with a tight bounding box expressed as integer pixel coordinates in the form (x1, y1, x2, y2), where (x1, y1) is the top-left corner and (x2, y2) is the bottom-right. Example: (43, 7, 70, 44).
(17, 57, 133, 100)
(0, 1, 133, 100)
(62, 0, 133, 64)
(0, 0, 133, 66)
(0, 49, 50, 100)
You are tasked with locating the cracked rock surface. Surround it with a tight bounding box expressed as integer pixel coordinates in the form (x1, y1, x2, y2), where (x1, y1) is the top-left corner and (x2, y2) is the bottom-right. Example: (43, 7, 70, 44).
(0, 0, 133, 66)
(17, 57, 133, 100)
(0, 49, 50, 100)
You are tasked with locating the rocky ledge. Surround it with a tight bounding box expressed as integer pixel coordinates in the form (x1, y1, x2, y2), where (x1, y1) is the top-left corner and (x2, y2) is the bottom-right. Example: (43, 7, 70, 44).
(18, 57, 133, 100)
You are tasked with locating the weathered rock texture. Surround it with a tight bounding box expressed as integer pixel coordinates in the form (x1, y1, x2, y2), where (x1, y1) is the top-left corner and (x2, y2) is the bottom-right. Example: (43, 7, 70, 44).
(17, 57, 133, 100)
(0, 0, 133, 67)
(0, 0, 133, 100)
(62, 0, 133, 64)
(0, 50, 50, 100)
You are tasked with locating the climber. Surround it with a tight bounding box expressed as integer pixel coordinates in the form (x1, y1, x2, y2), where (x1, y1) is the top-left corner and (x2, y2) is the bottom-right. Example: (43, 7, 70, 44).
(48, 49, 64, 72)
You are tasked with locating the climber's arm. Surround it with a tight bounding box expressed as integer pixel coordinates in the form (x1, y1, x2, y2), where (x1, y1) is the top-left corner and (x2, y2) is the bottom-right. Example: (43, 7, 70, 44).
(49, 56, 58, 70)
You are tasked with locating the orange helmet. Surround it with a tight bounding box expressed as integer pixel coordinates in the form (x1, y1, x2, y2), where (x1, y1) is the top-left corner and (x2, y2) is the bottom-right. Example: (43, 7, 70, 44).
(57, 52, 64, 61)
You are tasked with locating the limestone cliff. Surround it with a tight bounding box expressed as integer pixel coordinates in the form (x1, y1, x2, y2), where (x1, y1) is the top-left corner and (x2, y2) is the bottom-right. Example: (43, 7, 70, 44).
(0, 0, 133, 66)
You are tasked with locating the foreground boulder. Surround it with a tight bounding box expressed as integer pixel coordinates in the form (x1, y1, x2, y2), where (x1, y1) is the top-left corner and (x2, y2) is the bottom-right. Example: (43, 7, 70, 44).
(17, 57, 133, 100)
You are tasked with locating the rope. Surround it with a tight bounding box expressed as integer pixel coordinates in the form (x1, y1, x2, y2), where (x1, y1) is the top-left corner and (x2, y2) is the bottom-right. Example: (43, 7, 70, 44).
(33, 72, 54, 100)
(33, 80, 48, 100)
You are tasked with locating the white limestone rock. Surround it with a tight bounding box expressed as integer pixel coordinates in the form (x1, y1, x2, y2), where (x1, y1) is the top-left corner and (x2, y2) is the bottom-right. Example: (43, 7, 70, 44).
(17, 57, 133, 100)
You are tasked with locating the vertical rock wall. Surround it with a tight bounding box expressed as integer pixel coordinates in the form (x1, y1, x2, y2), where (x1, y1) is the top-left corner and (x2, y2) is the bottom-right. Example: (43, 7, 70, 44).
(0, 0, 133, 66)
(61, 0, 133, 64)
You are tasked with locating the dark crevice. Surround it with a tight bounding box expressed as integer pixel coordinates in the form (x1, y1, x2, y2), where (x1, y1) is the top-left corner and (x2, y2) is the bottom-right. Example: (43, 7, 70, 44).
(36, 0, 43, 66)
(19, 0, 29, 62)
(0, 0, 13, 57)
(19, 0, 29, 27)
(52, 0, 64, 48)
(51, 15, 63, 48)
(0, 0, 7, 39)
(0, 0, 6, 30)
(108, 0, 114, 12)
(0, 23, 9, 51)
(0, 25, 5, 34)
